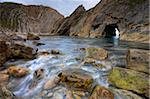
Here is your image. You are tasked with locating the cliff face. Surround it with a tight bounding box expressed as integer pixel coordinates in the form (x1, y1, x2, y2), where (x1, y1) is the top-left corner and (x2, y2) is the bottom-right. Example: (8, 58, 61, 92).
(0, 2, 64, 35)
(55, 0, 149, 42)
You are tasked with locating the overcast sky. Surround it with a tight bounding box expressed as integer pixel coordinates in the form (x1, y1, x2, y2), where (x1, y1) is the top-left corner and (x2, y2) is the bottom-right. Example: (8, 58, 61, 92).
(0, 0, 100, 16)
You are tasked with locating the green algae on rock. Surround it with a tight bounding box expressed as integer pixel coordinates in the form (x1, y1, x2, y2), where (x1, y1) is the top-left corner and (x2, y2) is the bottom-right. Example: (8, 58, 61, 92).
(108, 67, 149, 98)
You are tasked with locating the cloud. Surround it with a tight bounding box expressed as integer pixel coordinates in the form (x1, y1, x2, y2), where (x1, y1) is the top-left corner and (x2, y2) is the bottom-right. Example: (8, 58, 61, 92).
(0, 0, 100, 16)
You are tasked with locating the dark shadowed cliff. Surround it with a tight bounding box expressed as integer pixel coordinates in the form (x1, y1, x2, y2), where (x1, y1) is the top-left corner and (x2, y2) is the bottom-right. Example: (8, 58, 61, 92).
(54, 0, 149, 42)
(0, 2, 64, 35)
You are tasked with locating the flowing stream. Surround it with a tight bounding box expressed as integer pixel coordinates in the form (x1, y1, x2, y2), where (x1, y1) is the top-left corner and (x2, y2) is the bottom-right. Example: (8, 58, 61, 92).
(4, 36, 149, 99)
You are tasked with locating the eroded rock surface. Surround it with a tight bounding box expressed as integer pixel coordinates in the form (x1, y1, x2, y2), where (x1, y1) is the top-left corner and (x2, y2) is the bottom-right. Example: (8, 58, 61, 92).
(0, 2, 64, 35)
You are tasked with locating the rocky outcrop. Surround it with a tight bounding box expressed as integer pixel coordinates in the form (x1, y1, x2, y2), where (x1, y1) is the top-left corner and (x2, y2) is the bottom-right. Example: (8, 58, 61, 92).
(54, 0, 149, 42)
(0, 2, 64, 35)
(52, 5, 86, 36)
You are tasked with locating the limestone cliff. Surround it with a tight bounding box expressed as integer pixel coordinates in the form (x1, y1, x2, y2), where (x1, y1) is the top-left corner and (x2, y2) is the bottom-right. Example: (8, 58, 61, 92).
(55, 0, 149, 42)
(0, 2, 64, 35)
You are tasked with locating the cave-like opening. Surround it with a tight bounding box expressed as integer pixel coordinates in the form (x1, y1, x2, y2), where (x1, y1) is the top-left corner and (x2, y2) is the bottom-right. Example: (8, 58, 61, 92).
(102, 24, 120, 38)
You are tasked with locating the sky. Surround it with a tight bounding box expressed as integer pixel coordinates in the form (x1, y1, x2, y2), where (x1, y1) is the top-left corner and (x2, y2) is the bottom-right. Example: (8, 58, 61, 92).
(0, 0, 100, 16)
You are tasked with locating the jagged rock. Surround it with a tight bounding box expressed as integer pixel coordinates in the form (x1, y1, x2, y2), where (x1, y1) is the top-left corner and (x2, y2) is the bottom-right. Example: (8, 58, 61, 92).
(54, 0, 148, 42)
(127, 49, 149, 74)
(86, 47, 108, 60)
(58, 69, 93, 91)
(27, 33, 40, 40)
(53, 5, 86, 35)
(7, 66, 29, 77)
(89, 86, 114, 99)
(108, 67, 149, 98)
(0, 2, 64, 35)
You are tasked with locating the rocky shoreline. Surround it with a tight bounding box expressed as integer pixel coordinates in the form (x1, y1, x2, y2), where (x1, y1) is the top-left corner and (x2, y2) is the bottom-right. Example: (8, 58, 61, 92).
(0, 34, 149, 98)
(0, 0, 149, 98)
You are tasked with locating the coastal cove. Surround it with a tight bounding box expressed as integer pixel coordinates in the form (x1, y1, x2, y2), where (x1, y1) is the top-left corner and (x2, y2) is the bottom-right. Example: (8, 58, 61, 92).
(0, 0, 149, 98)
(1, 36, 149, 99)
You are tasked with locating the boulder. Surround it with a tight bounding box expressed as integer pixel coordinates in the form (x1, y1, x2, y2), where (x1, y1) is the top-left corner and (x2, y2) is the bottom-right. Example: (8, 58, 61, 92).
(51, 49, 61, 55)
(7, 66, 30, 77)
(33, 68, 45, 80)
(44, 76, 60, 90)
(108, 67, 149, 98)
(27, 33, 40, 40)
(86, 47, 108, 60)
(89, 86, 114, 99)
(58, 69, 93, 91)
(127, 49, 149, 74)
(11, 43, 35, 59)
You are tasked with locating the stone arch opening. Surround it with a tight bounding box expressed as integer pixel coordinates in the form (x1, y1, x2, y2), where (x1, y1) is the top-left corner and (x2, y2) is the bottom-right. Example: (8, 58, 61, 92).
(102, 24, 120, 38)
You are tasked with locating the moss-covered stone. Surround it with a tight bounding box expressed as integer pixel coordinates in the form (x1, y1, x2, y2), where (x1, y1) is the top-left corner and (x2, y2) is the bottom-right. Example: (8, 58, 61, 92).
(108, 67, 149, 98)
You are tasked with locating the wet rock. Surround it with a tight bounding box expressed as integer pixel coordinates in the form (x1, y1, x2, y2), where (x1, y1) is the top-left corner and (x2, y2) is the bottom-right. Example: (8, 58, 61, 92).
(84, 58, 96, 64)
(33, 68, 45, 80)
(27, 33, 40, 40)
(44, 76, 60, 90)
(108, 67, 149, 98)
(38, 51, 50, 56)
(47, 92, 53, 97)
(89, 86, 114, 99)
(66, 90, 74, 99)
(51, 49, 61, 55)
(111, 88, 143, 99)
(0, 86, 15, 99)
(66, 90, 86, 99)
(58, 69, 93, 91)
(86, 47, 108, 60)
(11, 43, 35, 59)
(127, 49, 149, 74)
(29, 68, 45, 89)
(7, 66, 29, 77)
(0, 41, 11, 67)
(32, 41, 45, 46)
(0, 74, 9, 83)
